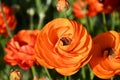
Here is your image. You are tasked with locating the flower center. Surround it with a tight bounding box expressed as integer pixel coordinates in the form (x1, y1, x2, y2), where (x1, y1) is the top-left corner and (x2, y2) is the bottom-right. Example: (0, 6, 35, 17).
(103, 47, 114, 57)
(60, 37, 72, 46)
(98, 0, 104, 3)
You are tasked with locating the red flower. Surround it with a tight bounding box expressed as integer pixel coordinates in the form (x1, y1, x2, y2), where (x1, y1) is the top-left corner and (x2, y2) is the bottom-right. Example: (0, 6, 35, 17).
(72, 0, 103, 18)
(0, 3, 17, 36)
(72, 0, 87, 18)
(98, 0, 120, 12)
(86, 0, 103, 17)
(4, 30, 39, 70)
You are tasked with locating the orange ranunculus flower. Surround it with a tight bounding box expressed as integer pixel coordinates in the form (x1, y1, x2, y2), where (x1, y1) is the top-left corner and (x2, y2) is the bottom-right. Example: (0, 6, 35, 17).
(89, 31, 120, 79)
(72, 0, 87, 18)
(0, 3, 17, 36)
(35, 18, 92, 76)
(86, 0, 103, 17)
(4, 30, 39, 70)
(56, 0, 69, 11)
(72, 0, 103, 18)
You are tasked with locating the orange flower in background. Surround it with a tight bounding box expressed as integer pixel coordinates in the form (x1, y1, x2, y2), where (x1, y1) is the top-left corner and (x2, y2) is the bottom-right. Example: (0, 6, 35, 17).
(56, 0, 69, 11)
(0, 3, 17, 36)
(89, 31, 120, 79)
(72, 0, 87, 18)
(4, 30, 39, 70)
(35, 18, 92, 76)
(86, 0, 103, 17)
(72, 0, 103, 18)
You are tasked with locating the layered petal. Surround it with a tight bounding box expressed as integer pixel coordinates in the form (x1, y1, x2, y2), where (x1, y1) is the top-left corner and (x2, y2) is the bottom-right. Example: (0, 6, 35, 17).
(35, 18, 92, 76)
(89, 31, 120, 79)
(4, 30, 39, 70)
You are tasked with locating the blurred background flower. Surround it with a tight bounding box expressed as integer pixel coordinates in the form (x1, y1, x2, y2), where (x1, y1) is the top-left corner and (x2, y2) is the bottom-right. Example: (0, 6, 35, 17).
(0, 3, 17, 36)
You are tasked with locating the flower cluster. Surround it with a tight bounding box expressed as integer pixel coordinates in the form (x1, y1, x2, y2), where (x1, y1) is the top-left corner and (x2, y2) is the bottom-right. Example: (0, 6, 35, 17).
(1, 0, 120, 80)
(72, 0, 120, 18)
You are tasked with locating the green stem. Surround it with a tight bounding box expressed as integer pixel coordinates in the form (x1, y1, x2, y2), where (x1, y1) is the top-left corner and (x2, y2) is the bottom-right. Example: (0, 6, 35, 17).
(31, 66, 37, 78)
(30, 15, 34, 30)
(64, 76, 67, 80)
(110, 77, 114, 80)
(102, 12, 107, 31)
(62, 9, 68, 18)
(81, 67, 86, 80)
(111, 12, 115, 30)
(35, 0, 41, 13)
(35, 0, 45, 30)
(44, 68, 52, 80)
(85, 17, 90, 32)
(87, 17, 94, 34)
(37, 12, 45, 30)
(0, 0, 12, 38)
(118, 12, 120, 26)
(68, 76, 71, 80)
(89, 69, 94, 80)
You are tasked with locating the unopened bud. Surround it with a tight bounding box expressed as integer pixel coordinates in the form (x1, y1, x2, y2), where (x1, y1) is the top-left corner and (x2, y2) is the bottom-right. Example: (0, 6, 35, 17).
(27, 7, 35, 16)
(56, 0, 69, 11)
(39, 12, 45, 19)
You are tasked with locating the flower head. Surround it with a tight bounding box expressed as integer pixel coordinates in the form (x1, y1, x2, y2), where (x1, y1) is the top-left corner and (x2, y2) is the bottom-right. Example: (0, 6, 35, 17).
(35, 18, 92, 76)
(89, 31, 120, 79)
(72, 0, 87, 18)
(4, 30, 39, 70)
(97, 0, 120, 13)
(86, 0, 103, 17)
(0, 3, 17, 36)
(56, 0, 69, 11)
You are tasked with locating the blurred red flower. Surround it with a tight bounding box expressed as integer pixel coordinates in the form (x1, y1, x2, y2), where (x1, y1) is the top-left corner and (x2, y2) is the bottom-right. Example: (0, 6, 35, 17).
(4, 30, 39, 70)
(72, 0, 87, 18)
(72, 0, 103, 18)
(0, 3, 17, 36)
(98, 0, 120, 12)
(86, 0, 103, 17)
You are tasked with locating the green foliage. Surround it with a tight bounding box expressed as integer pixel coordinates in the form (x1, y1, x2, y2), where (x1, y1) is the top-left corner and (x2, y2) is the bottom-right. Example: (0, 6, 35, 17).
(0, 0, 120, 80)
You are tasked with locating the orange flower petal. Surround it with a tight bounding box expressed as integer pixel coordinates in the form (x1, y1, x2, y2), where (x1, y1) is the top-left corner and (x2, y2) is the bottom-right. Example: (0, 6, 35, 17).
(89, 30, 120, 79)
(35, 18, 92, 76)
(4, 30, 39, 70)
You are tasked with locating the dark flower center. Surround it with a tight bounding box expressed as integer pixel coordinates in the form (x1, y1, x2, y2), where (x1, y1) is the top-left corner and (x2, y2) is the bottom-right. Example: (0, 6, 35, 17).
(98, 0, 104, 3)
(60, 37, 72, 46)
(103, 47, 114, 57)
